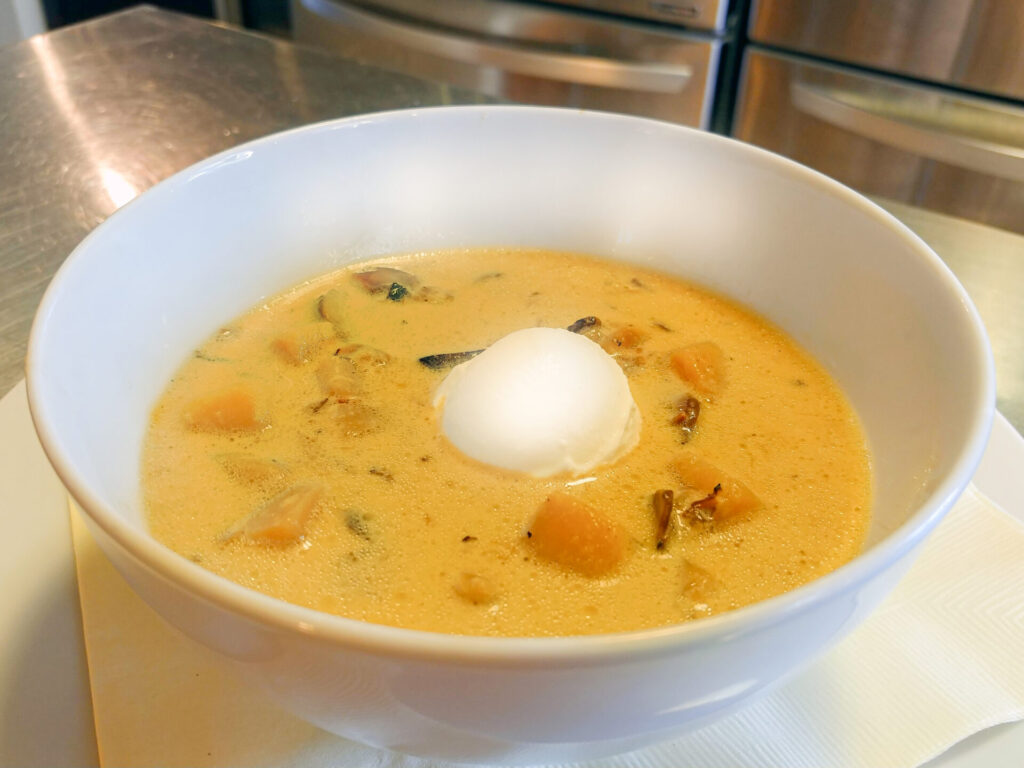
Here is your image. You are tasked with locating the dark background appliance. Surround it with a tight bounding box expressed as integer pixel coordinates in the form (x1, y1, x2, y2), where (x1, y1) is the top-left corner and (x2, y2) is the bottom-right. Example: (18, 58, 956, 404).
(292, 0, 751, 133)
(35, 0, 1023, 232)
(733, 0, 1024, 234)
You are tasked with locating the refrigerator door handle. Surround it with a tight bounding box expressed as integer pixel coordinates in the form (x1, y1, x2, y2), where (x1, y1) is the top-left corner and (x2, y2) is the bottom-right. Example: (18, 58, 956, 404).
(791, 81, 1024, 183)
(300, 0, 694, 93)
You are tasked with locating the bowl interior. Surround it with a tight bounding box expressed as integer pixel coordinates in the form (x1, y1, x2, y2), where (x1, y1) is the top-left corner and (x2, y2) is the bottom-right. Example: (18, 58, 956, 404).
(30, 107, 991, 582)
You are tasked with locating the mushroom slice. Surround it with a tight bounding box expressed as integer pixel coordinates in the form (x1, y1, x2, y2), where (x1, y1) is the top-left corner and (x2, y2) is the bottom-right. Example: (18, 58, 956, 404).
(352, 267, 420, 294)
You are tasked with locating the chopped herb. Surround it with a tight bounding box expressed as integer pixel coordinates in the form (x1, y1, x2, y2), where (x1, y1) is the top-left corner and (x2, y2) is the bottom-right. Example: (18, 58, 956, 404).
(653, 489, 674, 549)
(418, 349, 484, 369)
(368, 466, 393, 481)
(652, 321, 672, 332)
(345, 509, 372, 540)
(193, 351, 229, 363)
(475, 271, 503, 282)
(387, 282, 408, 301)
(311, 397, 330, 413)
(461, 535, 477, 542)
(672, 396, 701, 444)
(526, 530, 533, 538)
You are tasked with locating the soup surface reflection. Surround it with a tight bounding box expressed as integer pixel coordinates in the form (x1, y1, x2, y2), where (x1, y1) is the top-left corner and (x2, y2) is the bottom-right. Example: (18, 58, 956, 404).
(143, 248, 871, 636)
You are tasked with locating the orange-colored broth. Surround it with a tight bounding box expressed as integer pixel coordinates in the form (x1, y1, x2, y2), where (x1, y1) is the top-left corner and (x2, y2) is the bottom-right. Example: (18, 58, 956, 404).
(144, 248, 871, 636)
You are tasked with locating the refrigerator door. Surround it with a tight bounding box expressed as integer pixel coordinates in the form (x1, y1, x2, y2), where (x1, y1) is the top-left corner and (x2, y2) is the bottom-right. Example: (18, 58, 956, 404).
(553, 0, 730, 32)
(749, 0, 1024, 102)
(293, 0, 719, 128)
(733, 48, 1024, 233)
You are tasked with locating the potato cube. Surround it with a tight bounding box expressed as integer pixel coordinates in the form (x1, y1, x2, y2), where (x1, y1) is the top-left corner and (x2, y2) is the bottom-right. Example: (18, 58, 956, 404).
(603, 325, 647, 350)
(216, 453, 288, 486)
(681, 559, 718, 602)
(271, 322, 335, 365)
(528, 492, 625, 577)
(316, 356, 360, 399)
(334, 401, 379, 437)
(184, 389, 262, 432)
(672, 453, 762, 523)
(670, 342, 726, 396)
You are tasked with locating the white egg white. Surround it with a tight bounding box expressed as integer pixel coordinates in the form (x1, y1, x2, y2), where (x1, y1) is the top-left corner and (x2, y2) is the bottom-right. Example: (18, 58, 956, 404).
(433, 327, 641, 477)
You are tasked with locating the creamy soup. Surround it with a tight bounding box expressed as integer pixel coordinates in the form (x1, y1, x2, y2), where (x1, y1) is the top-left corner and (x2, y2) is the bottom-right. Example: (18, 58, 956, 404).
(143, 248, 871, 637)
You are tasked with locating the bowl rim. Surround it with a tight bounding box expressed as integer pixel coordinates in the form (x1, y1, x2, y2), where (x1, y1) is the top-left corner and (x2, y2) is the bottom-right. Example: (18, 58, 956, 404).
(26, 104, 996, 665)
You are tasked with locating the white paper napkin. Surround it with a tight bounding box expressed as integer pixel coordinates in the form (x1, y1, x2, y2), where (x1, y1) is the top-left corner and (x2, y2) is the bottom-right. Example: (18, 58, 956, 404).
(71, 483, 1024, 768)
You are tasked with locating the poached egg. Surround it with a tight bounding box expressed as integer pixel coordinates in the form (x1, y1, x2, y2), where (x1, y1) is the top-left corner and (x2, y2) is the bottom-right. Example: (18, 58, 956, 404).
(433, 327, 641, 477)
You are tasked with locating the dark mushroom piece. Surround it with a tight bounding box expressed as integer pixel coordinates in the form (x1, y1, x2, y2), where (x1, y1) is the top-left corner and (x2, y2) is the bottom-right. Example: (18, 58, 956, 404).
(652, 489, 674, 549)
(418, 317, 604, 370)
(685, 484, 722, 523)
(566, 316, 600, 334)
(672, 396, 701, 444)
(418, 349, 485, 369)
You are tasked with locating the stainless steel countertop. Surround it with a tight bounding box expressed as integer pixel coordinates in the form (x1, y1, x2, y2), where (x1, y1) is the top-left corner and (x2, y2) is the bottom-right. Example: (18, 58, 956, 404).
(0, 5, 485, 400)
(1, 6, 1022, 434)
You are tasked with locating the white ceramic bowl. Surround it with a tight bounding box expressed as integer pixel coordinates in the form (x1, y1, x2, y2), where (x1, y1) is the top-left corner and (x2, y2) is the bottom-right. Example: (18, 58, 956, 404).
(27, 107, 994, 764)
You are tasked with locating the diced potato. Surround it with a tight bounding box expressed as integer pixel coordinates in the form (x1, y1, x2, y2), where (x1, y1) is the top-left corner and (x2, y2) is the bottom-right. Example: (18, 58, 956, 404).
(528, 492, 626, 577)
(217, 453, 289, 486)
(335, 401, 379, 436)
(316, 356, 360, 399)
(670, 342, 727, 396)
(453, 572, 497, 605)
(605, 325, 647, 350)
(671, 453, 720, 491)
(335, 343, 391, 367)
(236, 482, 324, 544)
(184, 389, 262, 432)
(271, 322, 335, 365)
(672, 453, 762, 523)
(681, 559, 717, 602)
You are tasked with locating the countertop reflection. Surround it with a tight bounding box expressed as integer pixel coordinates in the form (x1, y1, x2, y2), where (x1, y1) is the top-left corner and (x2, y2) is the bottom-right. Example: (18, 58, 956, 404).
(0, 6, 486, 399)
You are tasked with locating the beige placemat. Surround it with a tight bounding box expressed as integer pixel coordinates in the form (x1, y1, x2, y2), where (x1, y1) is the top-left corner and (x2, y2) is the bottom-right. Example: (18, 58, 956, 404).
(72, 487, 1024, 768)
(70, 507, 341, 767)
